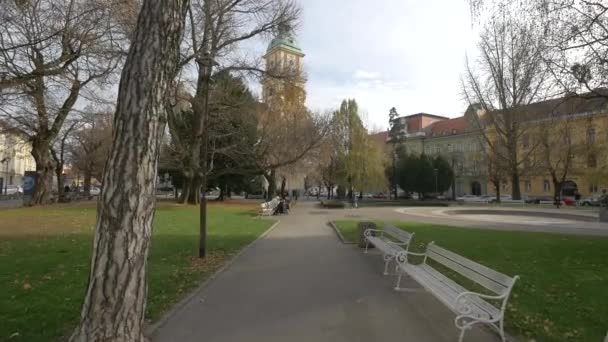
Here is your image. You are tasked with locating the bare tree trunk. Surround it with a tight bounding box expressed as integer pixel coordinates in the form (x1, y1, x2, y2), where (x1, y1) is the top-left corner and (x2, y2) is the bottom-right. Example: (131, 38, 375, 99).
(70, 1, 188, 341)
(31, 140, 54, 204)
(83, 168, 92, 197)
(511, 167, 521, 200)
(56, 170, 64, 198)
(266, 170, 276, 201)
(280, 176, 286, 197)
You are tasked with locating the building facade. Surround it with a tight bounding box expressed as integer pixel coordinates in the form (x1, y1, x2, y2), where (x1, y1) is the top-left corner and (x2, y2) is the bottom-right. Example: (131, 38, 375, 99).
(262, 24, 306, 106)
(482, 94, 608, 199)
(261, 25, 308, 195)
(389, 108, 488, 197)
(0, 127, 35, 192)
(387, 93, 608, 200)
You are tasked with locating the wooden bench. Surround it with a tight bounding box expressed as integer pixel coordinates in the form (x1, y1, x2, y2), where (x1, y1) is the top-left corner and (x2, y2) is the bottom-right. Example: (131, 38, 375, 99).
(259, 198, 279, 217)
(363, 223, 414, 276)
(395, 242, 519, 342)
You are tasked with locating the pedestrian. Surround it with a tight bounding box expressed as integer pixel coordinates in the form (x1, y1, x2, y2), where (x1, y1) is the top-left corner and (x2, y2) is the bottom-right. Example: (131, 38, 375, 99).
(353, 191, 358, 209)
(574, 190, 581, 207)
(600, 189, 608, 207)
(554, 194, 562, 209)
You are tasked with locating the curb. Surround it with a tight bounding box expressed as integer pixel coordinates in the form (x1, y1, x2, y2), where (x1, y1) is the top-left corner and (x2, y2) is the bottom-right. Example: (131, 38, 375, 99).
(145, 219, 282, 336)
(328, 221, 356, 244)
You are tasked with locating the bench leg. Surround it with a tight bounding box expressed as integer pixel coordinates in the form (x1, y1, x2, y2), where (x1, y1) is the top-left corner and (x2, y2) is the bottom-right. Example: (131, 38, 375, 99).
(394, 270, 403, 291)
(498, 320, 506, 342)
(455, 316, 484, 342)
(364, 240, 369, 254)
(383, 255, 392, 275)
(458, 326, 467, 342)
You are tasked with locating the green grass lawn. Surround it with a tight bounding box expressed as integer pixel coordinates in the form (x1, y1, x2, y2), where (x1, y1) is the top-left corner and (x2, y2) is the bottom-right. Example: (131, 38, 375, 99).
(334, 220, 608, 342)
(0, 203, 274, 342)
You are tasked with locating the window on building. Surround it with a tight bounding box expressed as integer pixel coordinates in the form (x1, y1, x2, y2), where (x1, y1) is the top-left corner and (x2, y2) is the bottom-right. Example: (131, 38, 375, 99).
(435, 146, 441, 154)
(522, 134, 530, 148)
(543, 180, 551, 192)
(452, 129, 457, 135)
(588, 154, 597, 168)
(525, 181, 532, 192)
(589, 184, 599, 193)
(587, 127, 596, 145)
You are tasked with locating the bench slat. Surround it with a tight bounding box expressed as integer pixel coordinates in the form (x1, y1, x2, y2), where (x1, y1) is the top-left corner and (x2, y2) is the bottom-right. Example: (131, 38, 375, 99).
(366, 236, 405, 255)
(383, 223, 413, 243)
(427, 244, 513, 295)
(400, 263, 497, 320)
(419, 264, 500, 318)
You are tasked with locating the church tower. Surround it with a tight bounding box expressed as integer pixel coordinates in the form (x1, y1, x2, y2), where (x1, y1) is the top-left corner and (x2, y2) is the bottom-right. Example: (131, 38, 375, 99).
(262, 24, 306, 106)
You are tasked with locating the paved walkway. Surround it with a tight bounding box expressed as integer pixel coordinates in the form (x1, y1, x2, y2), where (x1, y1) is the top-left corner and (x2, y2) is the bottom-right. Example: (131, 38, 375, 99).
(150, 202, 499, 342)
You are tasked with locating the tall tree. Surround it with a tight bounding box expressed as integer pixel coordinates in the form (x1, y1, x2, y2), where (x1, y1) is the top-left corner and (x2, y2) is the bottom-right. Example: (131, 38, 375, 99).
(170, 0, 300, 258)
(70, 110, 113, 196)
(69, 1, 189, 340)
(462, 7, 552, 199)
(0, 0, 124, 204)
(322, 99, 386, 197)
(50, 121, 78, 198)
(470, 0, 608, 99)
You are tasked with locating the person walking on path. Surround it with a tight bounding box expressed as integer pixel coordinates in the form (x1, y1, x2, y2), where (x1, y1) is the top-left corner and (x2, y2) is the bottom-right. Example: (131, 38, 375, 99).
(574, 190, 582, 207)
(554, 194, 562, 209)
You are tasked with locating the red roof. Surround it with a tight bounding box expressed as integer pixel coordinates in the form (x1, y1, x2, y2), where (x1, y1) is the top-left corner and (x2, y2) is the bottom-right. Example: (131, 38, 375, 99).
(369, 130, 389, 145)
(427, 116, 468, 137)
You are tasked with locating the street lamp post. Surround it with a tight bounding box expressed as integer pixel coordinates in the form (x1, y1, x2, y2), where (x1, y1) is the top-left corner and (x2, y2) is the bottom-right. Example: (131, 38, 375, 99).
(392, 150, 397, 200)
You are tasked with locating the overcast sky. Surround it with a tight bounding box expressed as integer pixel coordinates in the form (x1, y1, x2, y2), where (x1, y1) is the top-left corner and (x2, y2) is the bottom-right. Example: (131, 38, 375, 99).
(289, 0, 480, 131)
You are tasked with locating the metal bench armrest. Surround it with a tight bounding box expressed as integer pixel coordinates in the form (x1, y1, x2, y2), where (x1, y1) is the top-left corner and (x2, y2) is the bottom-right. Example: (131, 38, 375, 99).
(364, 229, 384, 237)
(455, 291, 508, 318)
(405, 251, 426, 256)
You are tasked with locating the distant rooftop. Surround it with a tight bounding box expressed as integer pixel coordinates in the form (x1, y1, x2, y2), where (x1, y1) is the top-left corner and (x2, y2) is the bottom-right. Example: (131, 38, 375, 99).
(396, 112, 449, 120)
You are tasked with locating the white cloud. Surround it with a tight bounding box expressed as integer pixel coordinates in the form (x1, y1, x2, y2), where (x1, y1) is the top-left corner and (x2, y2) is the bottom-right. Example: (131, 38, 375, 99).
(294, 0, 480, 129)
(353, 70, 381, 80)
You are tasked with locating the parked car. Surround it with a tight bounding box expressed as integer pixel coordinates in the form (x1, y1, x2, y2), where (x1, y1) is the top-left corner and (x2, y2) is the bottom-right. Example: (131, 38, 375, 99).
(372, 192, 387, 199)
(457, 195, 488, 203)
(489, 195, 511, 203)
(581, 196, 601, 207)
(89, 187, 101, 196)
(562, 196, 576, 206)
(525, 195, 552, 204)
(3, 185, 23, 195)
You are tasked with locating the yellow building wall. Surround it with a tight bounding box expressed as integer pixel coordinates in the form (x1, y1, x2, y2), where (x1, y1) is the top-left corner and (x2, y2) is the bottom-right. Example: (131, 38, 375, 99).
(485, 112, 608, 198)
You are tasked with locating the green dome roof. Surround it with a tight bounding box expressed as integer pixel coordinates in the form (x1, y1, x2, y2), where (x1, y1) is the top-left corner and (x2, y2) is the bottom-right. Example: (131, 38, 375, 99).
(267, 25, 303, 55)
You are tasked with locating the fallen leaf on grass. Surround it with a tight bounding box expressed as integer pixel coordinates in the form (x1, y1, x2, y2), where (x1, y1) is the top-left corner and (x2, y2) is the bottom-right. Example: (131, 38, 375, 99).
(22, 282, 32, 290)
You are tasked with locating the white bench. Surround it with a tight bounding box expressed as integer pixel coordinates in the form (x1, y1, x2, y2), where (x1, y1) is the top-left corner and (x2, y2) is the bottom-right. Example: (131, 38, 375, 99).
(363, 223, 414, 276)
(395, 242, 519, 342)
(259, 198, 279, 216)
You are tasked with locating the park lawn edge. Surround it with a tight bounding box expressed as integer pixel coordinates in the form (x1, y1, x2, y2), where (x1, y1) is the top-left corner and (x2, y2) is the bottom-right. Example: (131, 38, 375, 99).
(145, 219, 281, 335)
(332, 219, 608, 342)
(0, 204, 276, 342)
